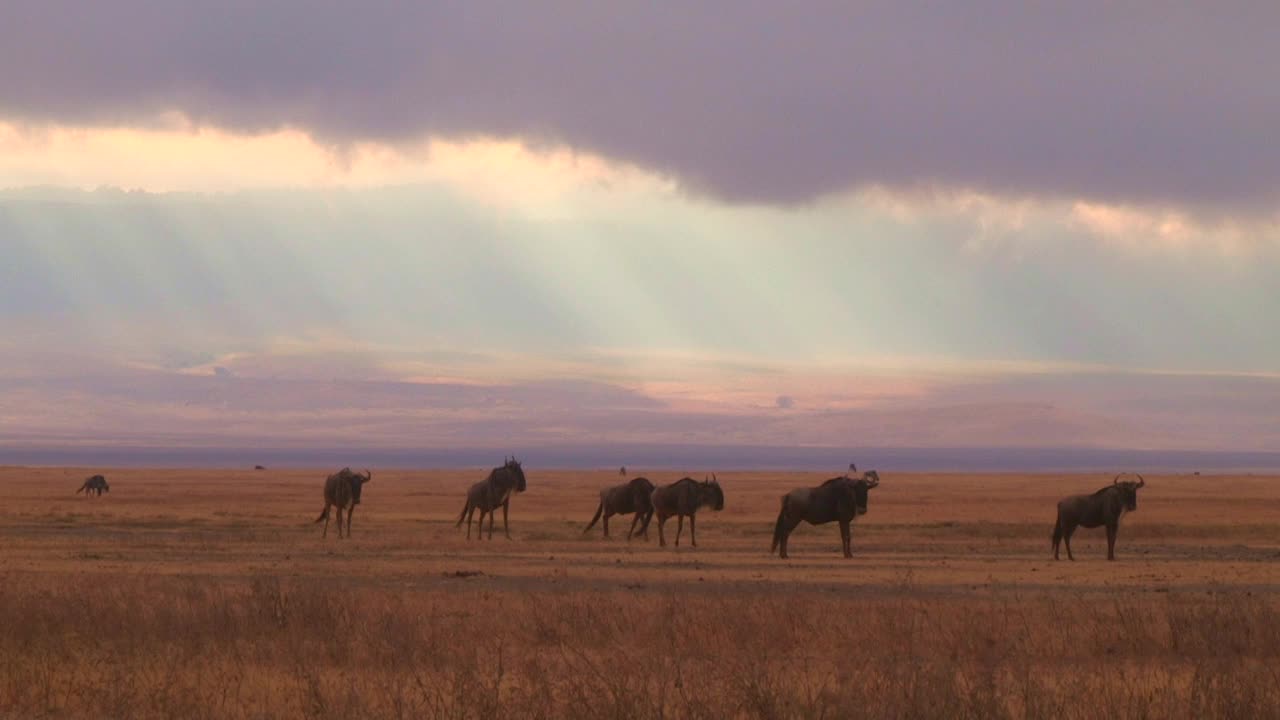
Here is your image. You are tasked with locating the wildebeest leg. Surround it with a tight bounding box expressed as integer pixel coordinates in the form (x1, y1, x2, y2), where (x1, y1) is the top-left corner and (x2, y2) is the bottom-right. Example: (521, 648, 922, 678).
(321, 505, 331, 539)
(657, 514, 668, 547)
(602, 510, 611, 538)
(502, 499, 511, 540)
(779, 518, 800, 559)
(637, 510, 653, 540)
(1052, 517, 1063, 560)
(1106, 523, 1117, 561)
(689, 514, 697, 547)
(1063, 524, 1076, 561)
(627, 513, 640, 541)
(488, 507, 496, 540)
(840, 520, 852, 558)
(674, 515, 684, 547)
(335, 508, 345, 539)
(346, 505, 355, 537)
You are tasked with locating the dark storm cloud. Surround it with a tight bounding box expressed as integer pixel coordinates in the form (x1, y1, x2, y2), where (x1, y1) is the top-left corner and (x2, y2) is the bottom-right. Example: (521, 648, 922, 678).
(2, 2, 1277, 206)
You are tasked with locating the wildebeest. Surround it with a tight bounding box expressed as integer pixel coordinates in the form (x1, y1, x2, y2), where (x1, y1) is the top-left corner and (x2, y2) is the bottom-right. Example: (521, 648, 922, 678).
(771, 468, 881, 559)
(583, 476, 656, 540)
(76, 474, 110, 496)
(456, 457, 528, 540)
(1053, 473, 1145, 561)
(650, 475, 724, 548)
(314, 468, 371, 539)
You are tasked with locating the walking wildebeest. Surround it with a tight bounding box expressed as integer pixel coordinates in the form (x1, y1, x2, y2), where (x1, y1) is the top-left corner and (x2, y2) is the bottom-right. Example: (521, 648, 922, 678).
(456, 457, 528, 540)
(1053, 473, 1145, 561)
(314, 468, 371, 539)
(651, 475, 724, 548)
(75, 474, 110, 496)
(771, 468, 881, 559)
(583, 476, 656, 540)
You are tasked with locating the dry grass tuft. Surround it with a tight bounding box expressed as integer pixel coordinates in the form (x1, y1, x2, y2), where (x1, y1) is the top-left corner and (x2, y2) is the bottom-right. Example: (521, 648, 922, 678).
(2, 577, 1278, 719)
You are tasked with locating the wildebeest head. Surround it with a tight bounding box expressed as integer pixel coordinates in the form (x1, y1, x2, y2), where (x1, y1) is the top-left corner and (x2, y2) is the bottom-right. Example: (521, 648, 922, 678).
(1113, 472, 1144, 512)
(505, 456, 527, 492)
(701, 474, 725, 511)
(840, 466, 879, 515)
(349, 469, 372, 504)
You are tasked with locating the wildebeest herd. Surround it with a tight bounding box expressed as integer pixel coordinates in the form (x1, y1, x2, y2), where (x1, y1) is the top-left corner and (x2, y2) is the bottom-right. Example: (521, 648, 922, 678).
(73, 463, 1150, 560)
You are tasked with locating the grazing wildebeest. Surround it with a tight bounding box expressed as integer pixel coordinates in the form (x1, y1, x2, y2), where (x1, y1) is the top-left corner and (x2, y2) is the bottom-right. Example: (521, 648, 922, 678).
(651, 475, 725, 548)
(456, 457, 528, 540)
(76, 474, 110, 496)
(771, 468, 881, 559)
(1053, 473, 1146, 561)
(583, 476, 656, 540)
(314, 468, 371, 539)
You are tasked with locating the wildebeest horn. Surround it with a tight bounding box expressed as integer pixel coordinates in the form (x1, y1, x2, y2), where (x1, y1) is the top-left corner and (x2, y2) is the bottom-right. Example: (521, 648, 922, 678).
(1134, 473, 1145, 488)
(362, 469, 372, 481)
(712, 472, 718, 484)
(1113, 473, 1124, 485)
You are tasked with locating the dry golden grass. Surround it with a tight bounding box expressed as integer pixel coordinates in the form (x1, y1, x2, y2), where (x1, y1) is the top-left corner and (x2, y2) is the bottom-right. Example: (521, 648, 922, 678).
(1, 466, 1278, 718)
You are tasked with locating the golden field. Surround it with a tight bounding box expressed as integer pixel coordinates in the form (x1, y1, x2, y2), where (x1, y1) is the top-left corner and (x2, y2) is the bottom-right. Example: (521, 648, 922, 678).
(1, 466, 1278, 719)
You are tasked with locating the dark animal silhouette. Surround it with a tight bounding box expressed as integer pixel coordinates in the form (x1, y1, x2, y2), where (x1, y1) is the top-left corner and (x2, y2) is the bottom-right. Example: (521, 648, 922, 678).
(583, 476, 656, 540)
(76, 474, 110, 496)
(771, 469, 880, 559)
(650, 475, 724, 548)
(456, 457, 528, 540)
(314, 468, 371, 539)
(1053, 473, 1146, 560)
(254, 465, 266, 470)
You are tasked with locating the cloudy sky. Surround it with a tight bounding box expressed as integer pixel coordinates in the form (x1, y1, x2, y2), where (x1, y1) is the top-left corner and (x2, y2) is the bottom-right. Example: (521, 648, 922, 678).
(1, 3, 1278, 456)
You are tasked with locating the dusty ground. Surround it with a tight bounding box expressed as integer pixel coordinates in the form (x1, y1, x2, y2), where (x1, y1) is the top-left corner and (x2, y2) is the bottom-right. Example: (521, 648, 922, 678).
(2, 466, 1277, 595)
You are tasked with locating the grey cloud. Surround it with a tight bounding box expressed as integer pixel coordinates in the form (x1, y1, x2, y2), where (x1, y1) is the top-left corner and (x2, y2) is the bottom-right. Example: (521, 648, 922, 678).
(2, 3, 1278, 207)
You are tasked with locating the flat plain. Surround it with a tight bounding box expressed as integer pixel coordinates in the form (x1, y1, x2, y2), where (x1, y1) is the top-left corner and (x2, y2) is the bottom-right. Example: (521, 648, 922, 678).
(2, 466, 1278, 718)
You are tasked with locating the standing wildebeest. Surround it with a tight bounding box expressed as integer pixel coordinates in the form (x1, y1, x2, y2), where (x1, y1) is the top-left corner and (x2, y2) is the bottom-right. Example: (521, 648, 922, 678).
(456, 457, 528, 540)
(76, 474, 110, 496)
(1053, 473, 1146, 561)
(771, 468, 880, 559)
(583, 476, 656, 540)
(651, 475, 725, 548)
(314, 468, 372, 539)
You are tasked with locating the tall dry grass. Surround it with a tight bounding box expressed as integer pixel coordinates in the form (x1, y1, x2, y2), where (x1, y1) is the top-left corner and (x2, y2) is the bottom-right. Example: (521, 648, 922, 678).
(2, 576, 1278, 719)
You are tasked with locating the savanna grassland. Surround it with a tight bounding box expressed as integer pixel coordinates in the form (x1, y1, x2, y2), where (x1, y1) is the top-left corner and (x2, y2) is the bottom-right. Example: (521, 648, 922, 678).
(1, 467, 1278, 719)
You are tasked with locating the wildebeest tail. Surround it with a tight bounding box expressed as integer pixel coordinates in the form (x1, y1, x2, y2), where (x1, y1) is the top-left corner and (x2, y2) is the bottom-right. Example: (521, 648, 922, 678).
(1051, 515, 1062, 550)
(771, 497, 788, 553)
(314, 506, 329, 523)
(455, 499, 470, 527)
(76, 484, 86, 494)
(583, 501, 604, 533)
